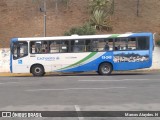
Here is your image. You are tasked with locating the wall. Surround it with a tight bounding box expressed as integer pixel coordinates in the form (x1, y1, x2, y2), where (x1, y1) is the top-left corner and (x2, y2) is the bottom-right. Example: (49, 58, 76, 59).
(0, 47, 160, 73)
(150, 46, 160, 69)
(0, 48, 10, 72)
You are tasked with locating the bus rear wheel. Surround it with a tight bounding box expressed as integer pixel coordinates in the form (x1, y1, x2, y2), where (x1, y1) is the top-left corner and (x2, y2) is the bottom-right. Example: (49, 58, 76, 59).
(31, 65, 44, 76)
(98, 63, 112, 75)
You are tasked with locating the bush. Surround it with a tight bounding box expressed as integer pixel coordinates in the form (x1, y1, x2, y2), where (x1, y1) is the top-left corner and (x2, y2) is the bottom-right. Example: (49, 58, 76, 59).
(64, 23, 96, 36)
(89, 0, 111, 13)
(90, 9, 112, 31)
(89, 0, 113, 31)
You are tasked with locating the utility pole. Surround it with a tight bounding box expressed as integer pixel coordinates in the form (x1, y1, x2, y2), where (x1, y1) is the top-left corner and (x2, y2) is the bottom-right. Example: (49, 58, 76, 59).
(44, 0, 46, 37)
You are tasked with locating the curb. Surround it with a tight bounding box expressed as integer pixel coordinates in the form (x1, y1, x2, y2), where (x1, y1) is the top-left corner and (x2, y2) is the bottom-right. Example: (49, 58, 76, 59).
(0, 69, 160, 77)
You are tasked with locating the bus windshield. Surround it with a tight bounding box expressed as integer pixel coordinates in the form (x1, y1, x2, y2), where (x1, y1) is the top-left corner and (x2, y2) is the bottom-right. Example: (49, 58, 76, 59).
(12, 41, 28, 60)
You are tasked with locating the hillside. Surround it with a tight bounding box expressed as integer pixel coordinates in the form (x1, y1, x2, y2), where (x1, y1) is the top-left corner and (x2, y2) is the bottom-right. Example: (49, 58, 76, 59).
(0, 0, 160, 47)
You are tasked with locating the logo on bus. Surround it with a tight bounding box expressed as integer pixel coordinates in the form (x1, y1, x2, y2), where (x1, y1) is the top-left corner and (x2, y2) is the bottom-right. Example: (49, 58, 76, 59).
(37, 57, 60, 61)
(102, 56, 112, 60)
(18, 60, 22, 64)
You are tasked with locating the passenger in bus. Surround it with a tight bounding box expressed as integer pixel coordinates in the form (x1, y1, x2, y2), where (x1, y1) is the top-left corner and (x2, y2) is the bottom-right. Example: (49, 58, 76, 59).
(104, 42, 109, 51)
(115, 45, 120, 50)
(42, 47, 48, 53)
(115, 46, 118, 50)
(73, 46, 80, 52)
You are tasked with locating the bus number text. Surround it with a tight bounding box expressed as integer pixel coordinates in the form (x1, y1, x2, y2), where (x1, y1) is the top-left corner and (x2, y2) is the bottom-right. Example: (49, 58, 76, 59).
(102, 56, 112, 60)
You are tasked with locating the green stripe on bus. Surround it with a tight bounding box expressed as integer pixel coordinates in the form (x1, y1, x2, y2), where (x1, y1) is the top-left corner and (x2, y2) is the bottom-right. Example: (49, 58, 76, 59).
(59, 52, 97, 70)
(109, 34, 120, 38)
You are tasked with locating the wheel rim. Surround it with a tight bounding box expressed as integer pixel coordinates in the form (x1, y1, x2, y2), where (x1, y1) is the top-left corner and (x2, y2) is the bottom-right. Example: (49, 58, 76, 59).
(101, 65, 110, 74)
(35, 67, 41, 74)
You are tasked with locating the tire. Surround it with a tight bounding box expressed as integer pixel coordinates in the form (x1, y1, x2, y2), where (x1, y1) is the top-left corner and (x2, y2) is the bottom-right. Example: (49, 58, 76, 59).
(31, 65, 44, 76)
(98, 63, 112, 75)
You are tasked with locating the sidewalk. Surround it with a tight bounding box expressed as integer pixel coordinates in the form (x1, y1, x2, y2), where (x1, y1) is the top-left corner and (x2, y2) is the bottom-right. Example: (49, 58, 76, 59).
(0, 73, 32, 77)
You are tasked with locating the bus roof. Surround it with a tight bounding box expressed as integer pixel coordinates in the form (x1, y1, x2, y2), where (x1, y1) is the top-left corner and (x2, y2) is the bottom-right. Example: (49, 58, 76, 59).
(11, 32, 153, 42)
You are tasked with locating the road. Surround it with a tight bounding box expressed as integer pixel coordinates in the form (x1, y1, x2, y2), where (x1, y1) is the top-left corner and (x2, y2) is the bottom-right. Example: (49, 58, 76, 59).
(0, 72, 160, 120)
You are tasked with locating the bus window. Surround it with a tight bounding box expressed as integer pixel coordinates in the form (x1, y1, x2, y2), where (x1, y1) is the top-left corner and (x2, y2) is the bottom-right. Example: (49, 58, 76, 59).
(104, 38, 113, 51)
(13, 42, 28, 60)
(137, 37, 149, 50)
(128, 38, 136, 50)
(30, 41, 42, 54)
(89, 40, 98, 51)
(60, 41, 69, 53)
(114, 38, 136, 51)
(71, 40, 85, 52)
(94, 39, 113, 51)
(41, 41, 49, 53)
(115, 38, 127, 50)
(49, 41, 60, 53)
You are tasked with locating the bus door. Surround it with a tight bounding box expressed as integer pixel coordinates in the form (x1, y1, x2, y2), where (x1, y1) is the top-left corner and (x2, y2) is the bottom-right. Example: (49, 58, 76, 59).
(11, 41, 29, 73)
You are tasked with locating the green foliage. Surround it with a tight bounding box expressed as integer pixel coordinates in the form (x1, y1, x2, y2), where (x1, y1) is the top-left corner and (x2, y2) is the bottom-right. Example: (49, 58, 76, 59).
(64, 23, 96, 36)
(156, 40, 160, 46)
(89, 0, 113, 31)
(89, 0, 110, 12)
(90, 9, 112, 31)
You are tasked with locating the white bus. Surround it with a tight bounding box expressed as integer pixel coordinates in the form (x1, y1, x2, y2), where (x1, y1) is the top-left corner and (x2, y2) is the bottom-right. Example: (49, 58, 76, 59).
(10, 32, 154, 76)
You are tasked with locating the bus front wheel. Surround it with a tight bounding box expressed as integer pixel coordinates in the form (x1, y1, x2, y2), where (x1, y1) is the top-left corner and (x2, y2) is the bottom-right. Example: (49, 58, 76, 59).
(31, 65, 44, 76)
(98, 63, 112, 75)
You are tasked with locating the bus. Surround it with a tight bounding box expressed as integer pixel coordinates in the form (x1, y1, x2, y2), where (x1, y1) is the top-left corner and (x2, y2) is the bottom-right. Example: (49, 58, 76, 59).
(10, 32, 154, 76)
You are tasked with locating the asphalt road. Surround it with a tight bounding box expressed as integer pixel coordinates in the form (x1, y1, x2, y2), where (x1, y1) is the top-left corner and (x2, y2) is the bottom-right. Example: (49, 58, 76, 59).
(0, 72, 160, 120)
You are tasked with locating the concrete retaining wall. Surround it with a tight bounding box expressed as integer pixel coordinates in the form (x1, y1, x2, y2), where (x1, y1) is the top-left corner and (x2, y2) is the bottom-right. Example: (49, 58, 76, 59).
(150, 46, 160, 69)
(0, 47, 160, 72)
(0, 48, 10, 72)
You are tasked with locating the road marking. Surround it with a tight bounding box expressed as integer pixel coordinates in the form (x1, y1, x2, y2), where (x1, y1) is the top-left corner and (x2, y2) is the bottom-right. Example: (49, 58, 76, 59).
(79, 79, 152, 82)
(0, 82, 20, 85)
(123, 79, 151, 81)
(75, 105, 84, 120)
(26, 87, 126, 92)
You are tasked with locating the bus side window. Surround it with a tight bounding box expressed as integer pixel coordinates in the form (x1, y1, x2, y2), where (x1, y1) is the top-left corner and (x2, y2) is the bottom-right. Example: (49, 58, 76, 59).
(60, 41, 68, 53)
(127, 38, 136, 50)
(137, 37, 149, 50)
(71, 40, 85, 52)
(41, 41, 49, 53)
(49, 41, 60, 53)
(30, 41, 41, 54)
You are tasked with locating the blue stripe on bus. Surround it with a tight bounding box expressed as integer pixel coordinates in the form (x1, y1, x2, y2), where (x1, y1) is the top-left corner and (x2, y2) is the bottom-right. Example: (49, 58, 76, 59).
(130, 33, 152, 37)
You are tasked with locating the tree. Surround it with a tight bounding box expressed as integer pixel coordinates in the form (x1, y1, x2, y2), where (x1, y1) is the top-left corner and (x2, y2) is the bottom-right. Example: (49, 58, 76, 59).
(89, 0, 113, 31)
(91, 9, 112, 31)
(89, 0, 112, 12)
